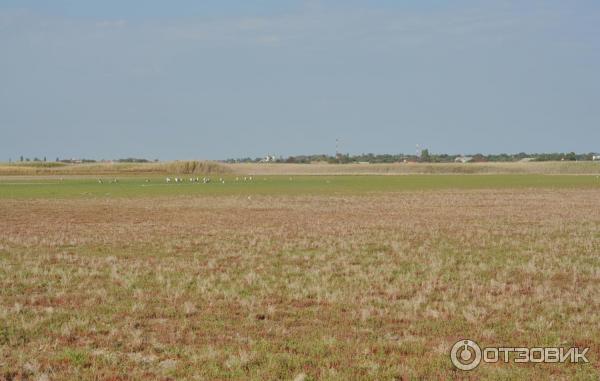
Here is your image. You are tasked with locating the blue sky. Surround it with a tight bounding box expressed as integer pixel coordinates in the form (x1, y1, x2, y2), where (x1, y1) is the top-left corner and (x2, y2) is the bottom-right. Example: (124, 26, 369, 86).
(1, 1, 599, 160)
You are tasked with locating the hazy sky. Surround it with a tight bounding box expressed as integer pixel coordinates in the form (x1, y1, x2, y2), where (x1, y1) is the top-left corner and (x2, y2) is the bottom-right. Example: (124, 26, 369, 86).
(1, 1, 599, 160)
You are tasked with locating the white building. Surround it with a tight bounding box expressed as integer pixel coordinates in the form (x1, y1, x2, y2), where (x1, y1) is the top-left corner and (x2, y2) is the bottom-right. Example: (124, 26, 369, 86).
(261, 155, 277, 163)
(455, 156, 473, 163)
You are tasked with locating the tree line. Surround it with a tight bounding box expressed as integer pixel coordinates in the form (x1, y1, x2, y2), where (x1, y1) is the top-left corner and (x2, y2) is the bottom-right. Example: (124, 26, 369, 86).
(226, 151, 600, 164)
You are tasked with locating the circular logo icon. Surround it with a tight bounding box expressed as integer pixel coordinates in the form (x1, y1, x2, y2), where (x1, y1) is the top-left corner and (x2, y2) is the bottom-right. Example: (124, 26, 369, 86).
(450, 339, 482, 371)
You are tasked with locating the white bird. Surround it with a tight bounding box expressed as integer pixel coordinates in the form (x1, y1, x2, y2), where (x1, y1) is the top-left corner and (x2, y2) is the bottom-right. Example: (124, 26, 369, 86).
(98, 179, 103, 184)
(166, 177, 171, 183)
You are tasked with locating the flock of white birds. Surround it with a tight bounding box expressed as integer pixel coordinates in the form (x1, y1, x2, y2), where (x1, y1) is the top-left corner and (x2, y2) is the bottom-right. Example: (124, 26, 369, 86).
(164, 176, 254, 184)
(96, 176, 256, 185)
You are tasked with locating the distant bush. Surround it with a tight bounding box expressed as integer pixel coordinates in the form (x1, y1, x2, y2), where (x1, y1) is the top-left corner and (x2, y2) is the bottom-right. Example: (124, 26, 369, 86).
(13, 162, 67, 168)
(117, 158, 150, 163)
(163, 161, 230, 174)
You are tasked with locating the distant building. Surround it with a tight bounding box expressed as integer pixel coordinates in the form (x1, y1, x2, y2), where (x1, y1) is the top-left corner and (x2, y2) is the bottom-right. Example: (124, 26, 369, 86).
(455, 156, 473, 163)
(593, 155, 600, 161)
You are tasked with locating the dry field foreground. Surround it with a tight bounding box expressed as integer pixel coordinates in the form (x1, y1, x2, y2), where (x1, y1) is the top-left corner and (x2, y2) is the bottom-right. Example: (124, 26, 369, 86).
(1, 189, 600, 379)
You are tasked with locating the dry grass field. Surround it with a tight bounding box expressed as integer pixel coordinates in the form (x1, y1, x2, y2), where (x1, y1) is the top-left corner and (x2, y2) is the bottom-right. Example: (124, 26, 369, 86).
(1, 160, 600, 176)
(1, 174, 599, 379)
(227, 161, 600, 175)
(0, 161, 230, 176)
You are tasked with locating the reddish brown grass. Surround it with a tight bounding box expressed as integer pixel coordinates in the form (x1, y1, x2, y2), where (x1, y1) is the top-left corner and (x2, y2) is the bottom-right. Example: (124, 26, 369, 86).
(1, 189, 599, 379)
